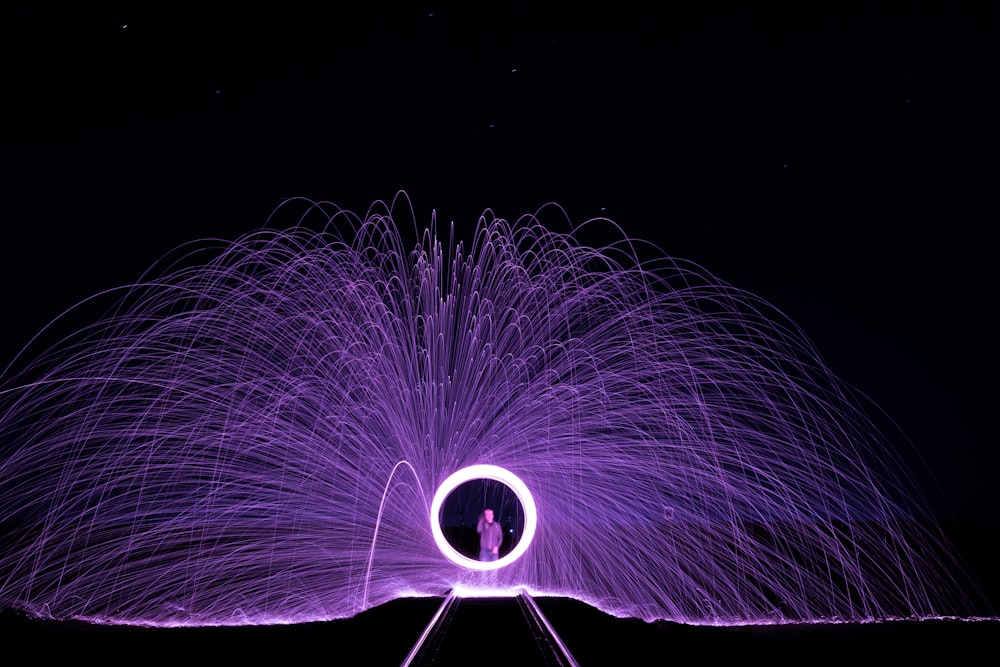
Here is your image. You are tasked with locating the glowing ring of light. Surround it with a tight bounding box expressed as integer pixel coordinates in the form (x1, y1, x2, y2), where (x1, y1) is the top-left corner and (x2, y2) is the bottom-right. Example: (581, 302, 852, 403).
(430, 464, 537, 570)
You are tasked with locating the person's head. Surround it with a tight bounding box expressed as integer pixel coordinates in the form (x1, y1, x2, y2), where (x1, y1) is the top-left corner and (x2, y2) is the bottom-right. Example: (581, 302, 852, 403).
(483, 508, 494, 523)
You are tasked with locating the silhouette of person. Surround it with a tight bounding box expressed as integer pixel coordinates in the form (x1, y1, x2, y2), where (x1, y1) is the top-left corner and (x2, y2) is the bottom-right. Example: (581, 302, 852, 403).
(477, 508, 503, 561)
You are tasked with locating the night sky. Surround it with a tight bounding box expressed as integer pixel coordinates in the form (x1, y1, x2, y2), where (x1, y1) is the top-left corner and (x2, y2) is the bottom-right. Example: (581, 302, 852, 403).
(1, 3, 996, 524)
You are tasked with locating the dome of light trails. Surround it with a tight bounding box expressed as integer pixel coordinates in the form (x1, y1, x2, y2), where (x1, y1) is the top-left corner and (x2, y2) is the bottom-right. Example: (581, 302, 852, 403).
(0, 192, 985, 627)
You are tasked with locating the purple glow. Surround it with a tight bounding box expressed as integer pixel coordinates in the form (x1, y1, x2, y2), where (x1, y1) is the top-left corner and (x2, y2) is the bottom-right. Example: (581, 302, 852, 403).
(0, 192, 986, 627)
(430, 464, 537, 570)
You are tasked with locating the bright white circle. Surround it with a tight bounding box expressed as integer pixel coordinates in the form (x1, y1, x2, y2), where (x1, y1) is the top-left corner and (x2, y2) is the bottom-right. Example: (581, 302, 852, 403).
(430, 464, 537, 570)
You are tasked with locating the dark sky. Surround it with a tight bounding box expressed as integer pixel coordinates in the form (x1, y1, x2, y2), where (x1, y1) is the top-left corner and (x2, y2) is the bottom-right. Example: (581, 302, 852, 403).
(1, 3, 996, 522)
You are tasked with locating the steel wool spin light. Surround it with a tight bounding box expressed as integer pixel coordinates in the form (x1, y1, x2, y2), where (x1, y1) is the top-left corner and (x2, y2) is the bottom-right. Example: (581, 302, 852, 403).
(0, 192, 983, 627)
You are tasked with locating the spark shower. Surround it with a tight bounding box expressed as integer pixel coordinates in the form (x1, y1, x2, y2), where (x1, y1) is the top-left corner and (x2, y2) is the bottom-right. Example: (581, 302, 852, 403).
(0, 193, 986, 627)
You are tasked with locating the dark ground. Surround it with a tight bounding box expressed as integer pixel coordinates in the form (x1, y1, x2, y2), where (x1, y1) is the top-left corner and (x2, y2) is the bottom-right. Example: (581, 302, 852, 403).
(2, 593, 998, 665)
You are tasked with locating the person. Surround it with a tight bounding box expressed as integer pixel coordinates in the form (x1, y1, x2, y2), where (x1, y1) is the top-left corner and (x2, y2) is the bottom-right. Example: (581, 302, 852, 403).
(476, 508, 503, 562)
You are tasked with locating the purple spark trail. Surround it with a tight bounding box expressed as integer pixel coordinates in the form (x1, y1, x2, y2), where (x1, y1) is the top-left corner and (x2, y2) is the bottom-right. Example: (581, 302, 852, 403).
(0, 192, 986, 627)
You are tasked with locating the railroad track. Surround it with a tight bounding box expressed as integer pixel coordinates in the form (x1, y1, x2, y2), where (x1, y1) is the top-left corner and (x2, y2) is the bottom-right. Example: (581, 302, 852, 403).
(401, 590, 581, 666)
